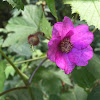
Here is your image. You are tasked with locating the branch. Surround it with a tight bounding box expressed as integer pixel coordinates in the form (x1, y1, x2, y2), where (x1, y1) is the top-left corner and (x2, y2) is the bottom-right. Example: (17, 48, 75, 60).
(0, 86, 27, 96)
(29, 58, 47, 84)
(0, 48, 28, 85)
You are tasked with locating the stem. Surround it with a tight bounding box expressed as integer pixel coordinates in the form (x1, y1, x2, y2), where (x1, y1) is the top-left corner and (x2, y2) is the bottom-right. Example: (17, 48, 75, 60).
(92, 28, 97, 33)
(8, 55, 47, 65)
(29, 58, 47, 84)
(0, 86, 27, 96)
(73, 13, 78, 24)
(43, 36, 51, 40)
(0, 48, 28, 85)
(27, 87, 35, 100)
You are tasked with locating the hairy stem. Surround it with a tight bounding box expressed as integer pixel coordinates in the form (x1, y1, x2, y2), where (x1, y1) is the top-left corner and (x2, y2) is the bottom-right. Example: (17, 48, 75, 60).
(29, 58, 47, 84)
(0, 48, 28, 85)
(0, 86, 27, 96)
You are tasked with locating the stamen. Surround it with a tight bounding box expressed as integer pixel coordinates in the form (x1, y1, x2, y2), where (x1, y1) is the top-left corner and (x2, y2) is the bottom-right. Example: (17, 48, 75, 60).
(59, 38, 73, 53)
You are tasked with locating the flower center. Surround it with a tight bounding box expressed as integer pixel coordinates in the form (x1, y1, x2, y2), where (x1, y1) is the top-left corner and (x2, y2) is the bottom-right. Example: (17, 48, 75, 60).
(59, 38, 73, 53)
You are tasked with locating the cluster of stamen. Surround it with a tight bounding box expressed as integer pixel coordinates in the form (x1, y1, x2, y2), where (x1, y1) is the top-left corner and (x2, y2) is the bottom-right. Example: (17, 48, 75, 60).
(59, 38, 73, 53)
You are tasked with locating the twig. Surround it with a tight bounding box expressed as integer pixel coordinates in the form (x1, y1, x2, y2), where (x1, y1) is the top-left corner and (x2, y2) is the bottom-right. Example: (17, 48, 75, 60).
(0, 86, 27, 96)
(29, 58, 47, 84)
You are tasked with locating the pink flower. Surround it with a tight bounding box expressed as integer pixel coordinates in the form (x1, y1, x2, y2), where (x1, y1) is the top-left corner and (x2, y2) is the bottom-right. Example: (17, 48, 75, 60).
(47, 16, 93, 74)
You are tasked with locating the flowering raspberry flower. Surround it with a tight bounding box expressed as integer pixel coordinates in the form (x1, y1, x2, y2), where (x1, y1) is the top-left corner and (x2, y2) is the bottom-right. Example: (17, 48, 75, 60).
(47, 16, 93, 74)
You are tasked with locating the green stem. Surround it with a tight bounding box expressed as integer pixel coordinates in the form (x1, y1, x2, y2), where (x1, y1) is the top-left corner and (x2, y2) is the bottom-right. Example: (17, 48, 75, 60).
(10, 55, 47, 65)
(92, 28, 97, 33)
(44, 36, 51, 40)
(73, 13, 78, 24)
(0, 48, 28, 85)
(27, 87, 35, 100)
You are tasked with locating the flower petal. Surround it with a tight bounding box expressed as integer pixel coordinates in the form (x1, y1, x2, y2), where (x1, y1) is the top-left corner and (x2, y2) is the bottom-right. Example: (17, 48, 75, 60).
(70, 25, 93, 49)
(47, 37, 61, 62)
(68, 46, 93, 66)
(55, 50, 75, 74)
(52, 16, 74, 39)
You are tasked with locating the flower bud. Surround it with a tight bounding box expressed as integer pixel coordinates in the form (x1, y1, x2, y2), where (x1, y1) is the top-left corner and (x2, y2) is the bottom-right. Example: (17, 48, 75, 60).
(28, 34, 39, 46)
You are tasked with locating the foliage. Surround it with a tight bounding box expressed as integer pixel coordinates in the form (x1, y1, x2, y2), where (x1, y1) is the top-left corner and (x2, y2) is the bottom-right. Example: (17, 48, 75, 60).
(3, 0, 24, 10)
(87, 85, 100, 100)
(0, 62, 6, 93)
(0, 0, 100, 100)
(41, 15, 53, 38)
(45, 0, 58, 19)
(64, 0, 100, 29)
(3, 5, 43, 47)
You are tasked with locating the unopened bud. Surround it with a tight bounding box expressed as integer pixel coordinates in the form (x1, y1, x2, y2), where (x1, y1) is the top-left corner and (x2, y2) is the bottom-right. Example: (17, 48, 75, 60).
(28, 34, 39, 46)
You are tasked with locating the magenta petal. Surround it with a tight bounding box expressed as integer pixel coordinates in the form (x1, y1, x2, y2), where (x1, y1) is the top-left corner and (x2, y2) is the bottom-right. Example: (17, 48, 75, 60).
(55, 50, 75, 74)
(52, 22, 63, 38)
(47, 37, 61, 62)
(52, 16, 74, 39)
(70, 25, 93, 49)
(68, 46, 93, 66)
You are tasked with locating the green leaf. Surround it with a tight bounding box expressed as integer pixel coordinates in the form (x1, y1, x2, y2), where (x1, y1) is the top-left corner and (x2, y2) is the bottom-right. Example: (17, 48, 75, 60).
(0, 28, 7, 33)
(72, 67, 96, 88)
(31, 65, 71, 95)
(60, 85, 88, 100)
(86, 53, 100, 79)
(5, 65, 15, 78)
(3, 5, 43, 47)
(0, 61, 6, 93)
(46, 0, 58, 19)
(49, 94, 60, 100)
(64, 0, 100, 29)
(38, 68, 62, 94)
(32, 49, 43, 58)
(54, 70, 72, 86)
(87, 85, 100, 100)
(9, 42, 32, 57)
(3, 0, 24, 10)
(31, 67, 62, 94)
(41, 15, 53, 38)
(0, 36, 3, 46)
(41, 77, 62, 94)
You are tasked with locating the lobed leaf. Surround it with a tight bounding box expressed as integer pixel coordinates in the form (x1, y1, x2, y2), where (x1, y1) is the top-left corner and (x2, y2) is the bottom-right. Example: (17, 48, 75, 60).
(64, 0, 100, 29)
(3, 5, 43, 47)
(41, 15, 53, 38)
